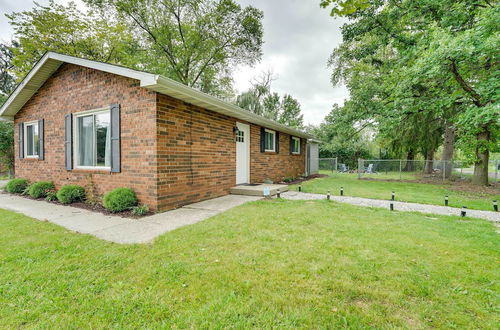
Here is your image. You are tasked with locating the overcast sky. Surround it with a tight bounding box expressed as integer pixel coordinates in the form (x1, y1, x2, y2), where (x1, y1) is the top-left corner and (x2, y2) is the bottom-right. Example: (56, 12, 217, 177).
(0, 0, 349, 125)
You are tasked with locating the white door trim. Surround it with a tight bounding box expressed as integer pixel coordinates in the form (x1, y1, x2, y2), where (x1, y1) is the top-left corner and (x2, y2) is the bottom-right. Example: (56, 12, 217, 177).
(236, 122, 250, 184)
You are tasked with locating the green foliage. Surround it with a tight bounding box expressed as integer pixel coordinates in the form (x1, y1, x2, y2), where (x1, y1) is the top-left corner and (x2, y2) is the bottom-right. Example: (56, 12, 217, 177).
(236, 71, 304, 128)
(56, 185, 86, 204)
(85, 0, 264, 97)
(6, 0, 139, 79)
(5, 178, 28, 194)
(102, 187, 138, 212)
(28, 181, 55, 198)
(45, 191, 57, 202)
(0, 121, 14, 174)
(321, 0, 499, 185)
(131, 204, 149, 216)
(0, 41, 17, 94)
(320, 0, 369, 16)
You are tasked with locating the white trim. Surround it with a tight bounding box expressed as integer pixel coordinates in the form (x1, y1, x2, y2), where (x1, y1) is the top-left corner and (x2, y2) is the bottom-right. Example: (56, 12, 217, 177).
(73, 107, 111, 170)
(23, 120, 39, 158)
(292, 136, 300, 154)
(0, 52, 313, 139)
(235, 122, 250, 184)
(264, 129, 276, 152)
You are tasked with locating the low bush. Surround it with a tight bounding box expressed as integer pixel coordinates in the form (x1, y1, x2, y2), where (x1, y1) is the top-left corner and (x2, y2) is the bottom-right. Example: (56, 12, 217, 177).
(57, 185, 86, 204)
(5, 178, 29, 194)
(103, 187, 138, 213)
(131, 204, 149, 216)
(28, 181, 55, 199)
(45, 191, 58, 202)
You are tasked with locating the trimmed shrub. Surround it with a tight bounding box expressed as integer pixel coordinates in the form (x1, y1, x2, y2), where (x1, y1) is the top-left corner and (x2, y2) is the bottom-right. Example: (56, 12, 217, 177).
(45, 191, 58, 202)
(56, 185, 86, 204)
(103, 187, 138, 213)
(132, 204, 149, 216)
(5, 178, 29, 194)
(28, 181, 55, 198)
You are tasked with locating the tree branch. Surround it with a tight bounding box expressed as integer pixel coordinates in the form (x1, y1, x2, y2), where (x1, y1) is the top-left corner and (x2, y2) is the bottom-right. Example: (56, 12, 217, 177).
(449, 59, 482, 107)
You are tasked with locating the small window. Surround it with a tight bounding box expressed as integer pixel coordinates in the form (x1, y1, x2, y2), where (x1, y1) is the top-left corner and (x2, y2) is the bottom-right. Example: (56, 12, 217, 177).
(292, 137, 300, 154)
(24, 121, 39, 158)
(74, 108, 111, 169)
(265, 129, 275, 152)
(236, 130, 244, 143)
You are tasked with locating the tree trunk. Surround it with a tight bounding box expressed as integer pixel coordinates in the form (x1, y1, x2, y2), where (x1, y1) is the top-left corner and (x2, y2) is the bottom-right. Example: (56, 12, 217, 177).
(442, 121, 455, 179)
(424, 149, 434, 174)
(404, 149, 415, 171)
(472, 130, 490, 186)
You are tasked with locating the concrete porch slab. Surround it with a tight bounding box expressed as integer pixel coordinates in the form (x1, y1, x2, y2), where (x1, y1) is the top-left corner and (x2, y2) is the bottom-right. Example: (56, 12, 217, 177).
(230, 184, 288, 197)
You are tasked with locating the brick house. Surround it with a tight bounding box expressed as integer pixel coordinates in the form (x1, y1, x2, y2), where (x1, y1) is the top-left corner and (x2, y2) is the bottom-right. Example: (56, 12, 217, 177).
(0, 52, 314, 211)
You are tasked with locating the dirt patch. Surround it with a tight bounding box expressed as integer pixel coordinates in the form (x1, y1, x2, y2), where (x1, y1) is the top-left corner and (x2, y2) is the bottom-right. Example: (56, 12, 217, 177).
(280, 174, 329, 185)
(6, 193, 153, 219)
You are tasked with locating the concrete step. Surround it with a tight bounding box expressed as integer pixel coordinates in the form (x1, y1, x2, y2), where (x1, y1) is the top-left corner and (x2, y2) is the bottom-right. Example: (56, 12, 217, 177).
(230, 184, 288, 197)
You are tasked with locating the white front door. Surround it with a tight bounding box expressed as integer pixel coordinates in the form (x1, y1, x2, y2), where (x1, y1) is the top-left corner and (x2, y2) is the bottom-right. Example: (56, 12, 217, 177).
(236, 122, 250, 184)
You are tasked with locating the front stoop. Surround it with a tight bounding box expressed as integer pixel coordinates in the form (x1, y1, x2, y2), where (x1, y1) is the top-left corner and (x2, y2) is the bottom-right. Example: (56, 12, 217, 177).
(230, 184, 289, 197)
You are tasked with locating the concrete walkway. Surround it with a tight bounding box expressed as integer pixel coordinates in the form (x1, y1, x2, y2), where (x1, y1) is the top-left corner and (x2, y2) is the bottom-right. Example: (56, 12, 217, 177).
(0, 193, 260, 244)
(281, 191, 500, 223)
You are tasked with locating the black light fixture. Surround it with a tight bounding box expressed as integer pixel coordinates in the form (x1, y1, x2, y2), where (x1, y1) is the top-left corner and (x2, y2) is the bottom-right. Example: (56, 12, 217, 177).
(233, 126, 240, 134)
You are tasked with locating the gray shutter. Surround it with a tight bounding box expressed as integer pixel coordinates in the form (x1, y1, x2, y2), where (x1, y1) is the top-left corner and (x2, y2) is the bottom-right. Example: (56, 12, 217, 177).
(275, 131, 279, 154)
(110, 104, 121, 173)
(260, 127, 265, 153)
(38, 119, 44, 160)
(64, 114, 72, 170)
(18, 123, 24, 159)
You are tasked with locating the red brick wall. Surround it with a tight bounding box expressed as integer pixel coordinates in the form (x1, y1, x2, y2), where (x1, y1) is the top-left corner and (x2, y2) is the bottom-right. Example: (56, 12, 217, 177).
(249, 125, 306, 183)
(14, 63, 159, 209)
(14, 63, 306, 212)
(155, 93, 305, 210)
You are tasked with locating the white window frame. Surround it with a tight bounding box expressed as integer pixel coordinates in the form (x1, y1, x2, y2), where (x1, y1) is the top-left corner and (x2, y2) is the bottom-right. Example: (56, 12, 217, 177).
(292, 136, 300, 154)
(264, 129, 276, 152)
(73, 107, 111, 170)
(24, 120, 39, 158)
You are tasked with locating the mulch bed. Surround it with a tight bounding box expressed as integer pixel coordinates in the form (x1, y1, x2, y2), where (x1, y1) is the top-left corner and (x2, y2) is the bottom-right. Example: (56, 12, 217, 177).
(279, 174, 329, 185)
(7, 193, 154, 219)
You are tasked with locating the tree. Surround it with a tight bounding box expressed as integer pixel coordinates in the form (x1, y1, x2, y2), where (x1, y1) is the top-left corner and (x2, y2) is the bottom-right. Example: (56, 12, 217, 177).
(236, 71, 304, 128)
(322, 0, 499, 185)
(0, 42, 17, 95)
(85, 0, 264, 97)
(6, 0, 139, 79)
(0, 120, 14, 178)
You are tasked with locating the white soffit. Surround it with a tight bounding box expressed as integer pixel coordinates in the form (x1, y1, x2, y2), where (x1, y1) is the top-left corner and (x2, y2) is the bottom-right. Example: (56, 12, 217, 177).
(0, 52, 312, 139)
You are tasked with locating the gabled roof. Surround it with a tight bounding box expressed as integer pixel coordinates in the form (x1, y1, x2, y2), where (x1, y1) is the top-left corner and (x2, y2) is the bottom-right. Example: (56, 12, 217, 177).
(0, 52, 312, 139)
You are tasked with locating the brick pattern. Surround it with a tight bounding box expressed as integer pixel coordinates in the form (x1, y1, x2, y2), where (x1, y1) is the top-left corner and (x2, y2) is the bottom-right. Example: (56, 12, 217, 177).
(14, 64, 159, 209)
(249, 125, 306, 183)
(14, 63, 306, 212)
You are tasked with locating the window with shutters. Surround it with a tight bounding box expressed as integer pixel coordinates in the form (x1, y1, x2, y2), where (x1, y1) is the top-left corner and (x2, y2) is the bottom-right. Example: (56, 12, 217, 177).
(24, 121, 39, 158)
(292, 137, 300, 154)
(73, 108, 111, 169)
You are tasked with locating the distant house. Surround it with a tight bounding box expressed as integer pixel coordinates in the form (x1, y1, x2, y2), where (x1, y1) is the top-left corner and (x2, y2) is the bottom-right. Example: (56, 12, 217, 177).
(0, 52, 314, 211)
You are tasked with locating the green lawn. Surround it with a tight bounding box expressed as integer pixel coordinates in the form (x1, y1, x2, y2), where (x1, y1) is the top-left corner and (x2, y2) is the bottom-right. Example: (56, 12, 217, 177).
(1, 201, 499, 328)
(292, 172, 500, 211)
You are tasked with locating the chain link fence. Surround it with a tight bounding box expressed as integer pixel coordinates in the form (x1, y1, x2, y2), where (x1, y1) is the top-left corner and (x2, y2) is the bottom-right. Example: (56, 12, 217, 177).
(318, 158, 338, 173)
(357, 159, 499, 185)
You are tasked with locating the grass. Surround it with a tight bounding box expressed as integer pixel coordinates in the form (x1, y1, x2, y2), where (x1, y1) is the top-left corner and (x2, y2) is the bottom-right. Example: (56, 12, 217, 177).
(292, 172, 500, 211)
(1, 201, 499, 328)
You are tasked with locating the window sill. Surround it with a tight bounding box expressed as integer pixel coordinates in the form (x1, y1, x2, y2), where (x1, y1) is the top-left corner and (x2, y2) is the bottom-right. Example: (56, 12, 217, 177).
(22, 157, 40, 161)
(71, 168, 112, 174)
(264, 150, 276, 154)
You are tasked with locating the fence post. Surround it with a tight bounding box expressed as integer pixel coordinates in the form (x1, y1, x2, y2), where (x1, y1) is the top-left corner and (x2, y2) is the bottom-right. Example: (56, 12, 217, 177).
(399, 160, 402, 181)
(495, 160, 499, 186)
(358, 159, 362, 179)
(335, 157, 338, 172)
(443, 160, 446, 181)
